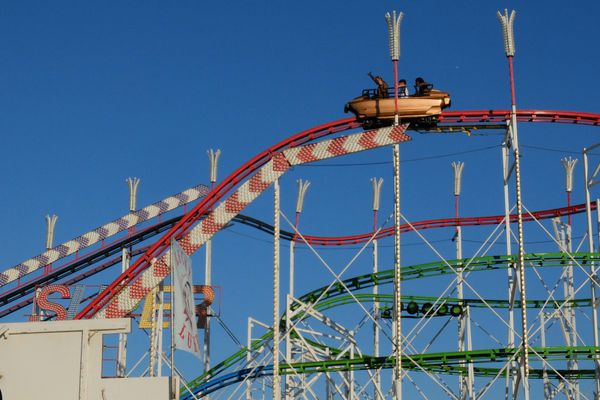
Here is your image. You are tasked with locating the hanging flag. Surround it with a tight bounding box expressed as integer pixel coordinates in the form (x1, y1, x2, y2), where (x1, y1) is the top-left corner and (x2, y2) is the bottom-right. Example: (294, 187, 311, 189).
(171, 240, 201, 359)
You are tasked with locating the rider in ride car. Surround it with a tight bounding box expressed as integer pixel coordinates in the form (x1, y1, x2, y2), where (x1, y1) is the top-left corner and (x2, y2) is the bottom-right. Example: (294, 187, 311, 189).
(414, 77, 432, 96)
(398, 79, 409, 97)
(368, 72, 389, 98)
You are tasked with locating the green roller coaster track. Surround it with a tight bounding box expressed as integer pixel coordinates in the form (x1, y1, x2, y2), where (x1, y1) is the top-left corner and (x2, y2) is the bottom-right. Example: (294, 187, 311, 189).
(183, 252, 600, 395)
(277, 346, 600, 379)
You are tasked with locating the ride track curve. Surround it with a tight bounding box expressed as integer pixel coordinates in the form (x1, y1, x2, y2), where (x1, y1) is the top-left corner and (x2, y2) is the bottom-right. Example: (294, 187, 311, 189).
(1, 199, 597, 321)
(0, 202, 597, 318)
(2, 198, 596, 320)
(185, 346, 600, 399)
(182, 252, 600, 397)
(71, 109, 600, 321)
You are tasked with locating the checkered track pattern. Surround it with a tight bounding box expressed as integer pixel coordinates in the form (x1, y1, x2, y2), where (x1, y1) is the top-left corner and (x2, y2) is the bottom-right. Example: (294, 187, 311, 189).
(0, 184, 210, 287)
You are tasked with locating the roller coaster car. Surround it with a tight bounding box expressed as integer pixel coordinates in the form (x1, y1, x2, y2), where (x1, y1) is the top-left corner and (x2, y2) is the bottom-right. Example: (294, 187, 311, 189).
(344, 86, 451, 129)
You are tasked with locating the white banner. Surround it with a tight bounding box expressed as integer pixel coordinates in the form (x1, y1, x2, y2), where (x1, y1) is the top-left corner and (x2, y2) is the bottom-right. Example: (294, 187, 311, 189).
(171, 240, 201, 359)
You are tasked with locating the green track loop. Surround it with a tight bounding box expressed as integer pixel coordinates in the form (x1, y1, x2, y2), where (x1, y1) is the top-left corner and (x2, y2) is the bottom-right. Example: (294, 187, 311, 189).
(185, 252, 600, 393)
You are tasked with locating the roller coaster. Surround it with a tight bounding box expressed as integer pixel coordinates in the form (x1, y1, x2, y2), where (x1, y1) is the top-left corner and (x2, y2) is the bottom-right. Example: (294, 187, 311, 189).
(4, 5, 600, 398)
(3, 105, 600, 399)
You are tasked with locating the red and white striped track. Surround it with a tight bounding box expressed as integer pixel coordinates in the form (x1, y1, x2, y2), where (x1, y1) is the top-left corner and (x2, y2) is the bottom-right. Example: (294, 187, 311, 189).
(52, 109, 598, 319)
(93, 125, 412, 319)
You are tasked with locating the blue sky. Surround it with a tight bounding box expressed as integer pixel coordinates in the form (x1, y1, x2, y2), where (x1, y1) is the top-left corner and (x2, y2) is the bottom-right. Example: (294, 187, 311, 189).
(2, 1, 600, 396)
(2, 1, 600, 263)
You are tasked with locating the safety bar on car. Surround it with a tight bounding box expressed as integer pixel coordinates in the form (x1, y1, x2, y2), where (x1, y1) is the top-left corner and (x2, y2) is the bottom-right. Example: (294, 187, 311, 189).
(361, 86, 431, 99)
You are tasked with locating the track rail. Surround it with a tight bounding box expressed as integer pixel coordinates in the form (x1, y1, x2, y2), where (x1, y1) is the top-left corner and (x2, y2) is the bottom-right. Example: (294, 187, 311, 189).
(0, 184, 209, 288)
(187, 346, 600, 398)
(296, 203, 595, 246)
(439, 110, 600, 125)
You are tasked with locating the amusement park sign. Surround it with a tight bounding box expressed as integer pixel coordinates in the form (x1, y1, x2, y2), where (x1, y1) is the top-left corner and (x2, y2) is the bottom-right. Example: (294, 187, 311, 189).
(171, 240, 201, 359)
(29, 280, 215, 331)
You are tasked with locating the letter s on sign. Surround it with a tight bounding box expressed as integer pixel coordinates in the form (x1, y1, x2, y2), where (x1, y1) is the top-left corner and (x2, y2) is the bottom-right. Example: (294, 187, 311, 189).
(36, 285, 71, 320)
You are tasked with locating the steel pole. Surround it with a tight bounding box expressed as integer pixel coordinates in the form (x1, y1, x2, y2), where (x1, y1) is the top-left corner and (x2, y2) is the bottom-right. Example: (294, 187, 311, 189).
(205, 150, 220, 381)
(149, 285, 158, 377)
(541, 312, 550, 398)
(393, 144, 402, 399)
(371, 177, 383, 400)
(117, 248, 130, 377)
(511, 93, 531, 399)
(451, 161, 468, 398)
(393, 60, 399, 126)
(501, 140, 517, 399)
(273, 179, 281, 400)
(204, 239, 212, 375)
(247, 319, 253, 400)
(597, 199, 600, 250)
(285, 216, 297, 400)
(565, 224, 580, 399)
(583, 150, 600, 399)
(169, 242, 176, 400)
(466, 306, 475, 399)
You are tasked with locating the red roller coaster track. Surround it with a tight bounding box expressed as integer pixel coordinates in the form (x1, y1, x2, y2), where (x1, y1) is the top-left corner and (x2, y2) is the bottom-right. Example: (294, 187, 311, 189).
(75, 110, 600, 320)
(440, 110, 600, 125)
(300, 203, 594, 246)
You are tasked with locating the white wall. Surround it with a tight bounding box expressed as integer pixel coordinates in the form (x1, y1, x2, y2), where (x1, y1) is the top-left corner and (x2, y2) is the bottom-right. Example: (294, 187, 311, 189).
(0, 319, 177, 400)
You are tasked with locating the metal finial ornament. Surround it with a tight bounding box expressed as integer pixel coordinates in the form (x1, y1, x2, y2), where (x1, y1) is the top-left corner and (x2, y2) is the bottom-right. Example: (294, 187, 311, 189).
(45, 214, 58, 250)
(385, 11, 403, 61)
(561, 157, 578, 193)
(371, 177, 384, 212)
(497, 9, 516, 57)
(126, 177, 141, 212)
(208, 149, 221, 184)
(451, 161, 465, 196)
(295, 179, 311, 214)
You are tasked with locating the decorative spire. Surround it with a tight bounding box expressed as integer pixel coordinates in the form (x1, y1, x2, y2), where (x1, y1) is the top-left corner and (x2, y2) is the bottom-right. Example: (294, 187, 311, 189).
(451, 161, 465, 196)
(45, 214, 58, 250)
(385, 11, 404, 61)
(371, 177, 384, 212)
(561, 157, 577, 193)
(497, 9, 516, 57)
(295, 179, 311, 214)
(126, 177, 141, 212)
(208, 149, 221, 184)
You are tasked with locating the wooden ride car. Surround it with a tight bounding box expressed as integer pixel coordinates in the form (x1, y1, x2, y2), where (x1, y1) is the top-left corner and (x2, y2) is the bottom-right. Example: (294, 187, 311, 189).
(344, 86, 451, 128)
